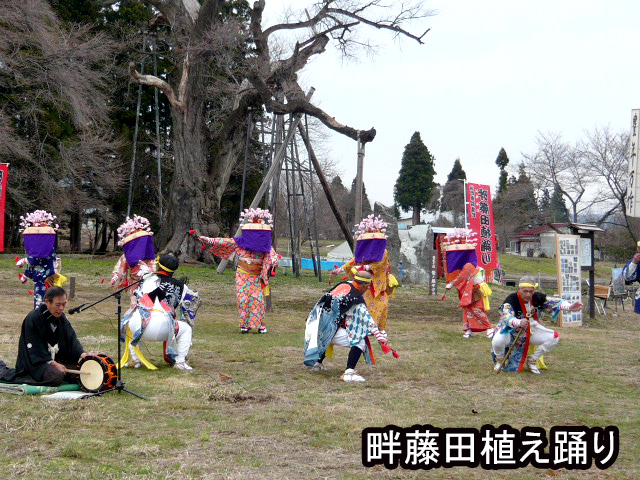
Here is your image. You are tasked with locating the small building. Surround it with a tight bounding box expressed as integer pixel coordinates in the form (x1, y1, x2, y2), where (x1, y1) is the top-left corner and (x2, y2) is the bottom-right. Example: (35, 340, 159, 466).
(510, 224, 570, 257)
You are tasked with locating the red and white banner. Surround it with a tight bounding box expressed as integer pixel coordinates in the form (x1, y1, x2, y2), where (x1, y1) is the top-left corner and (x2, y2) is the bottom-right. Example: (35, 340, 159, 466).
(0, 164, 8, 252)
(466, 182, 498, 271)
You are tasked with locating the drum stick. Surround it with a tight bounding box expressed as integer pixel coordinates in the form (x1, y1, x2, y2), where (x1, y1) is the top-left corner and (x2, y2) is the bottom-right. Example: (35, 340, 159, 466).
(64, 369, 91, 375)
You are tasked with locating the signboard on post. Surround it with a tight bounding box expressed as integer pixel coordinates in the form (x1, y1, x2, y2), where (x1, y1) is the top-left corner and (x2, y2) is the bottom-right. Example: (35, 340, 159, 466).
(556, 234, 582, 327)
(627, 109, 640, 217)
(466, 183, 499, 273)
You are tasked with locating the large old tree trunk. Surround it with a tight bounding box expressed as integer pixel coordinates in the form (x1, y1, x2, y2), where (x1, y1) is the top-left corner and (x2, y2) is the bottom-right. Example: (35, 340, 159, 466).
(132, 0, 430, 258)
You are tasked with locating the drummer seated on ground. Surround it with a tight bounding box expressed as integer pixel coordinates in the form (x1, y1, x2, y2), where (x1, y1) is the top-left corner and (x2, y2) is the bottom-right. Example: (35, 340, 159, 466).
(1, 286, 92, 387)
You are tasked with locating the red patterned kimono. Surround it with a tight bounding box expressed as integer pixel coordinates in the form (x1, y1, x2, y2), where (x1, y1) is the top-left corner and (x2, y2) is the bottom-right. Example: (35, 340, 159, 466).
(201, 237, 279, 330)
(451, 263, 493, 332)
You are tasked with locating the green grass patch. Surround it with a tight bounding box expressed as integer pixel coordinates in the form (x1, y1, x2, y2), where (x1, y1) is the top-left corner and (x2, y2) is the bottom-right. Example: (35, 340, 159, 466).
(0, 256, 637, 479)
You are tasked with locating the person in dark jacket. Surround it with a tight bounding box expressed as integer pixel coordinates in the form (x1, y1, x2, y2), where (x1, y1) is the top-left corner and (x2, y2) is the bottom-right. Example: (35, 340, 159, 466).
(1, 286, 88, 386)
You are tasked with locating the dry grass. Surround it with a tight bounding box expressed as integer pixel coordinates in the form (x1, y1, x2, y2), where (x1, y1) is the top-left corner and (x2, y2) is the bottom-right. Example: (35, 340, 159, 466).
(0, 255, 638, 480)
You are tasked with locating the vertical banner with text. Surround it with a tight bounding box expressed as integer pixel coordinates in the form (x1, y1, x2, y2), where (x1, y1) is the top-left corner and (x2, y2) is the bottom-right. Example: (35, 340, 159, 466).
(466, 182, 498, 272)
(627, 109, 640, 217)
(0, 164, 8, 252)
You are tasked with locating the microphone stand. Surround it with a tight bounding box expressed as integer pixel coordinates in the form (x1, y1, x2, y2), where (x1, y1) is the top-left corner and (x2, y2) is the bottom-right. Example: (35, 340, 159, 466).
(70, 279, 147, 400)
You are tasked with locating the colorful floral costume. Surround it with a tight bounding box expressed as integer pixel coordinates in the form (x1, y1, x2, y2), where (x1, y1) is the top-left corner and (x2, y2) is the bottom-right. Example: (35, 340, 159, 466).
(342, 251, 394, 331)
(200, 208, 280, 332)
(111, 215, 156, 307)
(120, 267, 200, 369)
(492, 291, 568, 372)
(449, 262, 492, 333)
(338, 215, 397, 331)
(16, 210, 66, 308)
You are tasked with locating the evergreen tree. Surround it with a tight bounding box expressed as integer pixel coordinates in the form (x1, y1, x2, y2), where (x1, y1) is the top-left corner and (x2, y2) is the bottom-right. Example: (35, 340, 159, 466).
(447, 158, 467, 182)
(495, 147, 510, 195)
(539, 187, 551, 216)
(441, 159, 468, 226)
(394, 132, 436, 225)
(550, 185, 570, 222)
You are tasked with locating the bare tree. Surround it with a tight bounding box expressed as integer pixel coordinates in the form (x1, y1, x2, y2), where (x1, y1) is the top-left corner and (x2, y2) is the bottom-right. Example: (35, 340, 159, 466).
(125, 0, 434, 255)
(0, 0, 123, 250)
(524, 131, 597, 222)
(579, 126, 633, 239)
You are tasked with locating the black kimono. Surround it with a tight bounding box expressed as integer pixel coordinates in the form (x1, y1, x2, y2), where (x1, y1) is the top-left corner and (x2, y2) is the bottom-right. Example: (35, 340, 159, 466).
(1, 304, 84, 385)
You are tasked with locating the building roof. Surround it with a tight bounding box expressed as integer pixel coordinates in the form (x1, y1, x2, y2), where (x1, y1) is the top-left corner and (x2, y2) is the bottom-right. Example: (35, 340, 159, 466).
(514, 223, 568, 240)
(567, 223, 604, 233)
(432, 227, 455, 234)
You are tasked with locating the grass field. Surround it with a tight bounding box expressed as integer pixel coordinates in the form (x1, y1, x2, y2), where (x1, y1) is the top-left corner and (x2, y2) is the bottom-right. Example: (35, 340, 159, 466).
(498, 253, 620, 281)
(0, 255, 638, 480)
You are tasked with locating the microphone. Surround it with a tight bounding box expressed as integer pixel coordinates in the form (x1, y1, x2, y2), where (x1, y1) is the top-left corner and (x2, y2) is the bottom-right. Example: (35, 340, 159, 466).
(68, 304, 86, 315)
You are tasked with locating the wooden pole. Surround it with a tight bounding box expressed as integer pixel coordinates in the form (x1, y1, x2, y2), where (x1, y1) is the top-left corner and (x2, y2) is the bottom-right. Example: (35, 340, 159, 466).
(216, 89, 315, 274)
(297, 124, 354, 252)
(354, 136, 365, 225)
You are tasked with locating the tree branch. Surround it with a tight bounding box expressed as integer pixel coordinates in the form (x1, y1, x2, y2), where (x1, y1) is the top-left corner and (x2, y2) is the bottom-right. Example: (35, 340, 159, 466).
(129, 62, 186, 113)
(263, 3, 330, 38)
(326, 7, 431, 44)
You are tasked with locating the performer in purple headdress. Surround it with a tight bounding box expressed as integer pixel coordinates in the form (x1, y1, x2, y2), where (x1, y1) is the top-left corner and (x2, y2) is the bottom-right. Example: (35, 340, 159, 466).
(198, 208, 280, 334)
(331, 215, 398, 332)
(110, 215, 156, 307)
(15, 210, 67, 309)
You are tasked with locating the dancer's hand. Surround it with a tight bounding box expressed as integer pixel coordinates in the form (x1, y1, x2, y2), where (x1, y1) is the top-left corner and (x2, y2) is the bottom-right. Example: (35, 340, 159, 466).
(511, 318, 528, 329)
(568, 301, 583, 312)
(330, 267, 342, 276)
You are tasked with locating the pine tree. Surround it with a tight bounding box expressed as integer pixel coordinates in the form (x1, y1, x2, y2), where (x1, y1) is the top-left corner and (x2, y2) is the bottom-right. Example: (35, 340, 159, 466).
(539, 188, 551, 217)
(394, 132, 436, 225)
(441, 159, 467, 225)
(495, 147, 510, 195)
(447, 158, 467, 182)
(550, 185, 570, 222)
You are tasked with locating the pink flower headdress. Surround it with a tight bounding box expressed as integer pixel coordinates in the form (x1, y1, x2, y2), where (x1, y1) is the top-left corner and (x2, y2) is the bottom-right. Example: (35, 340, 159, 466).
(117, 215, 153, 246)
(354, 214, 388, 239)
(239, 208, 273, 226)
(442, 227, 478, 247)
(19, 210, 59, 232)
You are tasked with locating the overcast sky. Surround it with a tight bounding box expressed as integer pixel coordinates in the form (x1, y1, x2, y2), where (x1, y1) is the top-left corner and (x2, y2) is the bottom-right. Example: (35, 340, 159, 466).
(264, 1, 640, 209)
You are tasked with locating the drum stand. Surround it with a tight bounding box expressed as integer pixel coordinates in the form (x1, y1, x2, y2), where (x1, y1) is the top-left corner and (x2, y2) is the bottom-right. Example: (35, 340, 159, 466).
(69, 282, 147, 400)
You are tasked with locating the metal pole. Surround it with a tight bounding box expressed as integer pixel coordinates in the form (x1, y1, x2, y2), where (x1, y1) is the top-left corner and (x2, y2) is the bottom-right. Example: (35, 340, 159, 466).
(297, 124, 355, 252)
(127, 32, 146, 218)
(152, 34, 163, 221)
(284, 129, 297, 276)
(239, 112, 253, 214)
(292, 132, 318, 278)
(216, 88, 315, 274)
(462, 178, 468, 228)
(304, 115, 322, 282)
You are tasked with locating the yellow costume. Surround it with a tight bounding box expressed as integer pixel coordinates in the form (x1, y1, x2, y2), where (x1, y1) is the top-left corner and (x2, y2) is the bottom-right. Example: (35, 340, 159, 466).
(342, 250, 394, 331)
